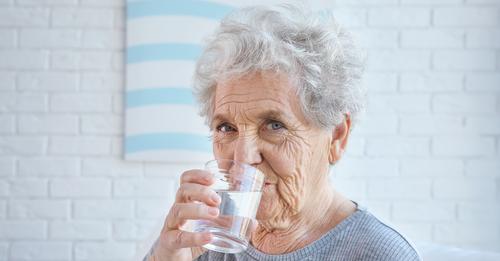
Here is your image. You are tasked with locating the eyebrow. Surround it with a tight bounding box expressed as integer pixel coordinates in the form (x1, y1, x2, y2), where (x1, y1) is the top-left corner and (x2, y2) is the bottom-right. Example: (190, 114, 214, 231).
(256, 110, 291, 122)
(211, 109, 292, 128)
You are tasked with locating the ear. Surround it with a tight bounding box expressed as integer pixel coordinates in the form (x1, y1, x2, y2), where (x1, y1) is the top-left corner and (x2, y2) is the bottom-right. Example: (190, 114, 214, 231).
(328, 113, 352, 165)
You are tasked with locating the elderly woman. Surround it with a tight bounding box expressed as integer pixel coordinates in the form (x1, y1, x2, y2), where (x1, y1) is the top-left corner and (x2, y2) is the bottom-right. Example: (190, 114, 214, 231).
(145, 5, 420, 261)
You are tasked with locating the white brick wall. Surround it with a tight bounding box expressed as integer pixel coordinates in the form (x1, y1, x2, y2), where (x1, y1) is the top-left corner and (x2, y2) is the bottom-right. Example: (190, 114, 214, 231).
(50, 220, 110, 239)
(9, 199, 69, 219)
(11, 242, 72, 261)
(0, 0, 498, 260)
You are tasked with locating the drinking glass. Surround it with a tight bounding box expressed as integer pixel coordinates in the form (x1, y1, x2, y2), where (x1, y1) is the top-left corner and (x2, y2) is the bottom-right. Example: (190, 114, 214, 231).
(186, 159, 265, 254)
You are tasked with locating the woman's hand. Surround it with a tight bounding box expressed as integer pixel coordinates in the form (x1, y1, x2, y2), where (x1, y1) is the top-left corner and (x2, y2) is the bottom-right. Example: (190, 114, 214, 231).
(149, 170, 221, 261)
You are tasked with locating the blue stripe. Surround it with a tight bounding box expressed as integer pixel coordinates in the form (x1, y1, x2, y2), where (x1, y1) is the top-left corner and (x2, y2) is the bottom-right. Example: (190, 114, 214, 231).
(126, 88, 195, 108)
(125, 133, 212, 153)
(127, 0, 233, 20)
(127, 43, 201, 63)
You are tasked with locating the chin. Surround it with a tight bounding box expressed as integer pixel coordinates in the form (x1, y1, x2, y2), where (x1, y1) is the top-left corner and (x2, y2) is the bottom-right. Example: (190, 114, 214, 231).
(256, 196, 276, 220)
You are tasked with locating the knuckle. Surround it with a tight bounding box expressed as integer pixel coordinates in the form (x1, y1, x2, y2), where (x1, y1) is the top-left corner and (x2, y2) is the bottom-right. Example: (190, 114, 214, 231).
(176, 185, 188, 200)
(160, 231, 176, 250)
(174, 230, 184, 247)
(171, 204, 182, 219)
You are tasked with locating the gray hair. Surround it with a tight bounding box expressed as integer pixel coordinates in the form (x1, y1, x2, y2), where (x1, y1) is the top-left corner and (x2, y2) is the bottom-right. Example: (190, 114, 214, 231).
(193, 4, 366, 129)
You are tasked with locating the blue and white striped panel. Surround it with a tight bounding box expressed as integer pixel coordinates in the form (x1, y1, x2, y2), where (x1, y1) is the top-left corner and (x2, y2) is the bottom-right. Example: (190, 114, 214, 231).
(125, 0, 234, 162)
(125, 0, 333, 163)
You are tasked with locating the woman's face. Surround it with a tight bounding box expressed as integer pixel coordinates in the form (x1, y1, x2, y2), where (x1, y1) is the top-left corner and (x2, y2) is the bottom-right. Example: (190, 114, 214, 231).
(211, 71, 333, 229)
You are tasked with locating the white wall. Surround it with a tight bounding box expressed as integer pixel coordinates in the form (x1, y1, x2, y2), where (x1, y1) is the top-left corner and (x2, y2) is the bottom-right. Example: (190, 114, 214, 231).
(0, 0, 499, 260)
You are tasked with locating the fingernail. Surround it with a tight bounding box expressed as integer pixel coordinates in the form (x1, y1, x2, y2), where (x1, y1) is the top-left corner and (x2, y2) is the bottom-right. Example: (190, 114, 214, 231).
(208, 207, 219, 216)
(211, 193, 221, 203)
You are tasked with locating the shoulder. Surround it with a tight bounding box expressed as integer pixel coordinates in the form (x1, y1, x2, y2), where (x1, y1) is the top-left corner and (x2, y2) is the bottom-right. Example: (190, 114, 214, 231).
(344, 208, 422, 260)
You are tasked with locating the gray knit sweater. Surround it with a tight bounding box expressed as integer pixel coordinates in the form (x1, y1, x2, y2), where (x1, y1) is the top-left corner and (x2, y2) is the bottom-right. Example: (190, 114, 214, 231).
(145, 206, 421, 261)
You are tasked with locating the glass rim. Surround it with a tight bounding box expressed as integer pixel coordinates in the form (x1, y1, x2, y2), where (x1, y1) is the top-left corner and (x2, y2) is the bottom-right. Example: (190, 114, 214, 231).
(204, 158, 265, 184)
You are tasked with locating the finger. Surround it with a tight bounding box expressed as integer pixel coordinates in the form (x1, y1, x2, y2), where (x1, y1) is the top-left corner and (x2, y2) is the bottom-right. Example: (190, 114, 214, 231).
(166, 202, 219, 229)
(176, 183, 221, 206)
(180, 169, 214, 185)
(161, 229, 212, 250)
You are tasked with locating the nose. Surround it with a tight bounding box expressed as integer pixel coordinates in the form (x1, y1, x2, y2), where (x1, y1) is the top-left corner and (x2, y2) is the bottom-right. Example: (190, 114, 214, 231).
(233, 133, 262, 166)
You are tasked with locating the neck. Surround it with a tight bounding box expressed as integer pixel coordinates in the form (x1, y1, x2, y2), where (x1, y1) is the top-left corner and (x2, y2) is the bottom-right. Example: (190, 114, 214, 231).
(250, 184, 355, 254)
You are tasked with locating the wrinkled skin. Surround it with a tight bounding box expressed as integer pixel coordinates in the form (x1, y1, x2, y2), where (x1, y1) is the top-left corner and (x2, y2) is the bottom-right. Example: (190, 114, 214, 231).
(211, 71, 356, 254)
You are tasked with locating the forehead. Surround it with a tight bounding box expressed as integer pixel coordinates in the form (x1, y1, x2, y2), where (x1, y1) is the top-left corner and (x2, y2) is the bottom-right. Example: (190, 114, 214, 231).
(213, 71, 306, 122)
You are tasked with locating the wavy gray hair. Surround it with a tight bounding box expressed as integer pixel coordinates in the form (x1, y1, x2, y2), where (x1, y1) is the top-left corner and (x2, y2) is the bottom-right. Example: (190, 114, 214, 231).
(193, 4, 366, 129)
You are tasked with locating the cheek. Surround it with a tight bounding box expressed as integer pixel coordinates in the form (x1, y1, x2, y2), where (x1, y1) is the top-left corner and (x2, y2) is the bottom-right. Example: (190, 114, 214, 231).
(264, 135, 312, 181)
(256, 185, 280, 219)
(263, 136, 313, 211)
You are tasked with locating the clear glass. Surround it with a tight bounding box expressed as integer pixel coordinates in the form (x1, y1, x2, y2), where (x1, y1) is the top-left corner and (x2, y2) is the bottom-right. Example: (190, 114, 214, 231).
(185, 159, 265, 254)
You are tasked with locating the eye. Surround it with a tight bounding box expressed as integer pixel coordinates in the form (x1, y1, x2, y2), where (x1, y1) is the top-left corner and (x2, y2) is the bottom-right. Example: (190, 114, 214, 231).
(265, 120, 285, 131)
(216, 123, 237, 133)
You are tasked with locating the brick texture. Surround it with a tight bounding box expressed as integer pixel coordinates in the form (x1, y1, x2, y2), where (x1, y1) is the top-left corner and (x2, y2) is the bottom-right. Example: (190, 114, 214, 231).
(0, 0, 499, 260)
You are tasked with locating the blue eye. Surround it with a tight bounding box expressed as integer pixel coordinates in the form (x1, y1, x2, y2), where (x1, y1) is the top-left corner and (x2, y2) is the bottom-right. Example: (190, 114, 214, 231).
(266, 121, 285, 131)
